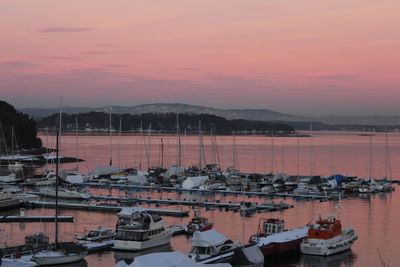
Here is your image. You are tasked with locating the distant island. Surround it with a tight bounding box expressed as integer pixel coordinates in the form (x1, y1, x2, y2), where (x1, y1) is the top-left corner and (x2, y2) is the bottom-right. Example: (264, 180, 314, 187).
(0, 100, 42, 150)
(19, 103, 400, 131)
(37, 112, 295, 135)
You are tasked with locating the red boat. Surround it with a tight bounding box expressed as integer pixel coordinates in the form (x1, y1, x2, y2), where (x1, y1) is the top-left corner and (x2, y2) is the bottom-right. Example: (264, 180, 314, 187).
(185, 211, 213, 234)
(249, 218, 308, 256)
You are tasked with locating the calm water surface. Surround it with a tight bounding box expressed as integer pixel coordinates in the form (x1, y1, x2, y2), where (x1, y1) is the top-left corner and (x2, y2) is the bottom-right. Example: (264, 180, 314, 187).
(1, 131, 399, 266)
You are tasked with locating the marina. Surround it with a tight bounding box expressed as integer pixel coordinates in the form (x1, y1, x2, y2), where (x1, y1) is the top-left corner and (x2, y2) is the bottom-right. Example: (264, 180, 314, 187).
(1, 132, 400, 267)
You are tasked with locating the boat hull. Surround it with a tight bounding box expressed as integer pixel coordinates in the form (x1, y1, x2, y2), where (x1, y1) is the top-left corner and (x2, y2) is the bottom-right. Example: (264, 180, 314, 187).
(32, 254, 84, 265)
(258, 237, 304, 256)
(300, 228, 358, 256)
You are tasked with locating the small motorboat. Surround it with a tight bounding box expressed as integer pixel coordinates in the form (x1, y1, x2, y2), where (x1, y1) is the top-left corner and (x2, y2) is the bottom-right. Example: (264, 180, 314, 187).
(185, 210, 213, 235)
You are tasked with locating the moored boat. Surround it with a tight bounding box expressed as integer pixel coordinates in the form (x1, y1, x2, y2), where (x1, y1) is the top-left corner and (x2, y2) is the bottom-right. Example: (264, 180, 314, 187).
(113, 207, 173, 251)
(300, 216, 358, 256)
(185, 210, 213, 234)
(249, 218, 308, 256)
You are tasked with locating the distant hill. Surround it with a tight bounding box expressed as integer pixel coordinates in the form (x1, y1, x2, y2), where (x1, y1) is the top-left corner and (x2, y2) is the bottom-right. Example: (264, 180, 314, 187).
(37, 112, 295, 135)
(18, 103, 400, 126)
(0, 100, 42, 149)
(19, 103, 308, 121)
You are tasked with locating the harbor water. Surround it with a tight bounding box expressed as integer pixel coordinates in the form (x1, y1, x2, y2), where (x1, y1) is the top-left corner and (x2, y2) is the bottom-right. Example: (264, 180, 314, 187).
(1, 131, 399, 266)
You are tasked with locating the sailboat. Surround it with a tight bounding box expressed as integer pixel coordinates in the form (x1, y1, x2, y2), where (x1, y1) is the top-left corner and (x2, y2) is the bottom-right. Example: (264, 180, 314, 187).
(31, 120, 87, 265)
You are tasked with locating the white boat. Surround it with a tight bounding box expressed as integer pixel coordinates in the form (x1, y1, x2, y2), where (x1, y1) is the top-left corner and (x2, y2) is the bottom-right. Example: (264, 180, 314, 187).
(0, 173, 17, 184)
(0, 193, 20, 209)
(188, 229, 241, 262)
(38, 187, 91, 200)
(29, 115, 87, 266)
(113, 207, 173, 251)
(0, 185, 38, 201)
(31, 243, 87, 265)
(300, 216, 358, 256)
(8, 162, 24, 171)
(78, 227, 115, 242)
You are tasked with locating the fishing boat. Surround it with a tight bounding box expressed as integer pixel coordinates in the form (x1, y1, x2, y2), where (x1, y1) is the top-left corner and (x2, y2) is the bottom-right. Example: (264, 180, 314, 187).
(185, 210, 213, 234)
(300, 216, 358, 256)
(113, 207, 173, 251)
(249, 218, 308, 256)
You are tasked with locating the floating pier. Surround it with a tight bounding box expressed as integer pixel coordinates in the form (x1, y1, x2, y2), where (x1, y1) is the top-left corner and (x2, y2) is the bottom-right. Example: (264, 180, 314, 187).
(23, 201, 189, 217)
(92, 195, 293, 211)
(0, 215, 73, 222)
(80, 182, 333, 200)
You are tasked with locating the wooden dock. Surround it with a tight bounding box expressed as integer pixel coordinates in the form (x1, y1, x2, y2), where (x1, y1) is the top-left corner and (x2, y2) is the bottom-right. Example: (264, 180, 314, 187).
(23, 201, 189, 217)
(0, 215, 73, 222)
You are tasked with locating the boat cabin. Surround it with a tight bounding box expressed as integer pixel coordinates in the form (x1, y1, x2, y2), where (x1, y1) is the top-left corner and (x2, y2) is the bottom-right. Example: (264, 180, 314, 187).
(308, 216, 342, 240)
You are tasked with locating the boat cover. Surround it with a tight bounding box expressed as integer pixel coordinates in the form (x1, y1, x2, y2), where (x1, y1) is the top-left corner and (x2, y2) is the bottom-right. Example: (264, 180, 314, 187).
(257, 227, 309, 246)
(126, 175, 148, 185)
(89, 166, 121, 176)
(115, 251, 232, 267)
(117, 207, 147, 217)
(192, 229, 228, 247)
(182, 176, 209, 189)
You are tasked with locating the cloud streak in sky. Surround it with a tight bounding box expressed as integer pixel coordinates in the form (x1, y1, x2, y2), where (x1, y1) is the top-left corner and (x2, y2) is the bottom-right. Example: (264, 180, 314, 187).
(0, 61, 36, 68)
(37, 27, 93, 33)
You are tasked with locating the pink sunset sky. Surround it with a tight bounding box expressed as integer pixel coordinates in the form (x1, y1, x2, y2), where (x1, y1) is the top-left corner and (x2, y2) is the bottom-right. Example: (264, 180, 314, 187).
(0, 0, 399, 116)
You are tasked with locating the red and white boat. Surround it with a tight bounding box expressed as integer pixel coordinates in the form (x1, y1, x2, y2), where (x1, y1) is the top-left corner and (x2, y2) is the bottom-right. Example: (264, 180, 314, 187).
(185, 211, 213, 235)
(249, 218, 308, 256)
(300, 216, 358, 256)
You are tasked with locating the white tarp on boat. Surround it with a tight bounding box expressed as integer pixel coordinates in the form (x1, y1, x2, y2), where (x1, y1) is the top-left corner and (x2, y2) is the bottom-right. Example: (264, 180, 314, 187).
(117, 207, 147, 218)
(89, 166, 121, 177)
(257, 227, 309, 246)
(167, 166, 186, 176)
(182, 176, 209, 189)
(126, 175, 148, 185)
(115, 251, 231, 267)
(192, 229, 228, 247)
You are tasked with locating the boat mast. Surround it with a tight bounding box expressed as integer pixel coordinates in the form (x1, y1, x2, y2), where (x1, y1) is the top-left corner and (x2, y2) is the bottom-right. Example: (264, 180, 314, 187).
(11, 126, 14, 157)
(109, 106, 113, 166)
(176, 114, 181, 167)
(139, 121, 143, 170)
(75, 116, 79, 171)
(384, 131, 392, 179)
(160, 138, 164, 168)
(119, 118, 122, 170)
(271, 131, 274, 174)
(198, 120, 204, 169)
(296, 138, 300, 178)
(147, 124, 152, 169)
(369, 135, 373, 179)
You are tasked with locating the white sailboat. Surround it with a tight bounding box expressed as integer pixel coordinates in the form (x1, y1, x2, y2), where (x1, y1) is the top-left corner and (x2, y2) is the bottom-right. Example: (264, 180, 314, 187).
(31, 111, 87, 265)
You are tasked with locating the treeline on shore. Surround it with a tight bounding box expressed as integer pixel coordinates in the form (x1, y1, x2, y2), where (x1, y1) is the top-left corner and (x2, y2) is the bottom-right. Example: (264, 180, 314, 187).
(0, 100, 42, 149)
(37, 112, 295, 135)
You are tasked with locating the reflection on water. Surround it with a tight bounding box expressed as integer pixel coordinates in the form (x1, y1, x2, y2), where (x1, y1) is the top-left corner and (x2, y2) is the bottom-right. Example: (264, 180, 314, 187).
(113, 244, 173, 265)
(300, 250, 356, 267)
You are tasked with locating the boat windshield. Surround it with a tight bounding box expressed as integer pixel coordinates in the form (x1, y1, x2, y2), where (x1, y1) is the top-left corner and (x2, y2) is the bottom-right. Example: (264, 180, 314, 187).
(189, 247, 212, 255)
(88, 231, 100, 237)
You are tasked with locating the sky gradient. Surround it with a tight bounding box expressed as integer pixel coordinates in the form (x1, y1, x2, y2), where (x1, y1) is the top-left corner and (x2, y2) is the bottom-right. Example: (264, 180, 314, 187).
(1, 0, 399, 116)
